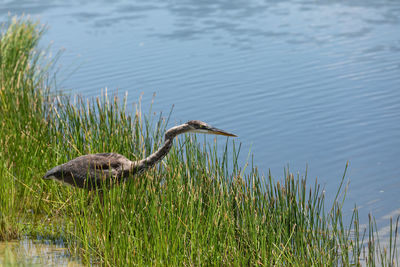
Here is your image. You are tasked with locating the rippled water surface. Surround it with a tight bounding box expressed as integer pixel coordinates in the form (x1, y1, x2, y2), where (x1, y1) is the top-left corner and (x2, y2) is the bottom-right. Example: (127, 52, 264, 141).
(3, 0, 400, 228)
(0, 238, 84, 266)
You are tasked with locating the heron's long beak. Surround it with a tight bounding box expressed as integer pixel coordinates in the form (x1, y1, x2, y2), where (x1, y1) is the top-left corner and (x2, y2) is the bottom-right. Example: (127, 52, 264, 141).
(209, 127, 237, 137)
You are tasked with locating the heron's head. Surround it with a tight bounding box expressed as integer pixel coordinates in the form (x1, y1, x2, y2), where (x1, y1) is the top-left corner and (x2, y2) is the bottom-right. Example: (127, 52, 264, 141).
(185, 120, 237, 137)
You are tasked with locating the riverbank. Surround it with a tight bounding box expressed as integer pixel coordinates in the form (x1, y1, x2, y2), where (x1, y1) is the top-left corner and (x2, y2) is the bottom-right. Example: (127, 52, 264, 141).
(0, 17, 398, 266)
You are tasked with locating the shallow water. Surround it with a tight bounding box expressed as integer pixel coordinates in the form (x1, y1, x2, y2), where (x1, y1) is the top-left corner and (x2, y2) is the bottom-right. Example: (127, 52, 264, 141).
(0, 238, 85, 266)
(2, 0, 400, 232)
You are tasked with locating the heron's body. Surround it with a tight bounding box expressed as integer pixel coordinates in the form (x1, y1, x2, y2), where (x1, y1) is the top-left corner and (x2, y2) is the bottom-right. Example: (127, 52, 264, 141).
(43, 120, 236, 190)
(44, 153, 132, 190)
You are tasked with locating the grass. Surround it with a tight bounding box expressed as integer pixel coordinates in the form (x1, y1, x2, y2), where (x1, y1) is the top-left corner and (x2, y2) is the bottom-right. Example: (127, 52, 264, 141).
(1, 16, 399, 266)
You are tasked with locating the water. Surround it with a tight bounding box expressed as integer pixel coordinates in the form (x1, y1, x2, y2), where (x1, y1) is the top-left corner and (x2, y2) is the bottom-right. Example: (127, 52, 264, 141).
(3, 0, 400, 232)
(0, 238, 85, 266)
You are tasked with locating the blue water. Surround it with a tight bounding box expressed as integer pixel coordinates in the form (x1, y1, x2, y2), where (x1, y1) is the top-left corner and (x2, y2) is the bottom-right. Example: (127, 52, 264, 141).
(3, 0, 400, 231)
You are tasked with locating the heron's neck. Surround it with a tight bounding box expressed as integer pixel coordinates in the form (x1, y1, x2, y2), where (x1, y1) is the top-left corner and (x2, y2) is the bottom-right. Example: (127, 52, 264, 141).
(131, 124, 188, 174)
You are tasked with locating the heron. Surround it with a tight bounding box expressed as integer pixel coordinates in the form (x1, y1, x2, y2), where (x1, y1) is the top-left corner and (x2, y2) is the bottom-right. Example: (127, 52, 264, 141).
(43, 120, 237, 190)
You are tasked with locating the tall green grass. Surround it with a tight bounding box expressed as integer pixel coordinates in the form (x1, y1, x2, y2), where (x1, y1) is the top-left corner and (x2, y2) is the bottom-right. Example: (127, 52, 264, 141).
(0, 16, 52, 241)
(1, 17, 399, 266)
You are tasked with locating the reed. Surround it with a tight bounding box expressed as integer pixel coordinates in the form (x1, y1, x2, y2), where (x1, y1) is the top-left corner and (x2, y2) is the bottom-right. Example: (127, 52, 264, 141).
(0, 17, 398, 266)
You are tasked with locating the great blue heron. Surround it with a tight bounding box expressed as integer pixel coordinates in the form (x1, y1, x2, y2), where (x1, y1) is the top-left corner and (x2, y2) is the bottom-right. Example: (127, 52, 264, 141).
(43, 120, 237, 190)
